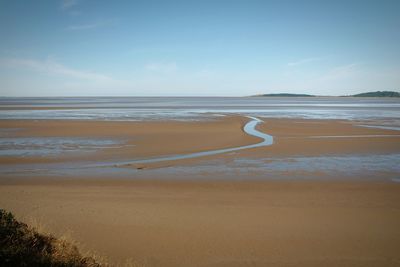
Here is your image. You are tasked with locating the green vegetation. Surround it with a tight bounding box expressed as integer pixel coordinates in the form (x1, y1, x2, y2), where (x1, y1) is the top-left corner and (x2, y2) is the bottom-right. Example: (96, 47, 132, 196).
(351, 91, 400, 97)
(0, 209, 101, 267)
(253, 91, 400, 97)
(254, 93, 315, 97)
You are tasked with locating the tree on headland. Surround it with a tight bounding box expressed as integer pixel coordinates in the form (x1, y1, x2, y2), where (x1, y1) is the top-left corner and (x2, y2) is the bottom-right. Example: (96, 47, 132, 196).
(351, 91, 400, 97)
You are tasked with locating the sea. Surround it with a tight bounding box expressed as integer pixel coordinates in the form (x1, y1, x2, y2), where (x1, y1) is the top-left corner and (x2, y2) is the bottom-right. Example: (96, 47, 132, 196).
(0, 96, 399, 123)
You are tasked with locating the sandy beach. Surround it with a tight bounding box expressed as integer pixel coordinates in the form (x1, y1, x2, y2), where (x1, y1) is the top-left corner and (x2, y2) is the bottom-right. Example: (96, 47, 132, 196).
(1, 115, 400, 266)
(1, 179, 400, 266)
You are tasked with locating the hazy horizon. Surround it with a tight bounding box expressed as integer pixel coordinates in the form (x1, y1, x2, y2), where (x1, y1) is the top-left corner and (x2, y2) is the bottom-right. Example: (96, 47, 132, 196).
(1, 91, 400, 98)
(1, 0, 400, 97)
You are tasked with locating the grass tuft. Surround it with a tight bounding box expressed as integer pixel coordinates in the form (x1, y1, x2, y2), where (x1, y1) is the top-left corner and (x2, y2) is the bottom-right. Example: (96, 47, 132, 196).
(0, 209, 102, 267)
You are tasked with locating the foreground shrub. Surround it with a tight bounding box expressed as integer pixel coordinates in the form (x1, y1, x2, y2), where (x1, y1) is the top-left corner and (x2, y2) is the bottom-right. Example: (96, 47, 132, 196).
(0, 209, 101, 267)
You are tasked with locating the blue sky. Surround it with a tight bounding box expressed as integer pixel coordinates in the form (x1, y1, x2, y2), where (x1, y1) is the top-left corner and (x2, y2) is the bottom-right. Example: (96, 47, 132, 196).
(0, 0, 399, 96)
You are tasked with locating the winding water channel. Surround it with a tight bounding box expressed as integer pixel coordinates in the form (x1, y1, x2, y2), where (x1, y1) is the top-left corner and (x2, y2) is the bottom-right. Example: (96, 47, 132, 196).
(115, 116, 273, 167)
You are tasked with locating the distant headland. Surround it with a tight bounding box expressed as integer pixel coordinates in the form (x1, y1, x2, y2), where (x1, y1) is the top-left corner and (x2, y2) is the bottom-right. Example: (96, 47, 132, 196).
(252, 91, 399, 97)
(348, 91, 400, 97)
(253, 93, 315, 97)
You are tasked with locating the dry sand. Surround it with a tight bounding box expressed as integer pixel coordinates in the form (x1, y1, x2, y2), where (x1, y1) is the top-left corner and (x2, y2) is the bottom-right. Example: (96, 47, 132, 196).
(1, 117, 400, 266)
(1, 180, 400, 267)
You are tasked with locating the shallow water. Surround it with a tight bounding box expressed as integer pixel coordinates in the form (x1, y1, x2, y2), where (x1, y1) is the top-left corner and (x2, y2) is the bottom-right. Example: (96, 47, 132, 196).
(357, 125, 400, 131)
(0, 137, 126, 156)
(1, 97, 400, 122)
(97, 116, 273, 166)
(2, 153, 399, 181)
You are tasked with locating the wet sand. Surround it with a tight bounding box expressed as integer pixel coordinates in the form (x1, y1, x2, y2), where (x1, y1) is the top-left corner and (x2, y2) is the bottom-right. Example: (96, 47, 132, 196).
(1, 117, 400, 168)
(242, 118, 400, 157)
(0, 116, 256, 165)
(1, 117, 400, 266)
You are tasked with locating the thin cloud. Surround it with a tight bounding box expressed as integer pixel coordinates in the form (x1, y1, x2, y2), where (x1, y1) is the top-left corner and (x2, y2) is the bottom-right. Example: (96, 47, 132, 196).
(61, 0, 78, 10)
(0, 57, 112, 82)
(287, 57, 323, 67)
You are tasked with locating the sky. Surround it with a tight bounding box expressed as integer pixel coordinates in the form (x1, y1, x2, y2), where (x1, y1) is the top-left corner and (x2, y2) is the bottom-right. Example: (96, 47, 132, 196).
(0, 0, 399, 97)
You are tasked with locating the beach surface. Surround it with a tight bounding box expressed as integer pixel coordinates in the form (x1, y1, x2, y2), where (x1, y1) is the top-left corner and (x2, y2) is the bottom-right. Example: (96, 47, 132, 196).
(1, 179, 400, 267)
(1, 116, 400, 169)
(1, 115, 400, 266)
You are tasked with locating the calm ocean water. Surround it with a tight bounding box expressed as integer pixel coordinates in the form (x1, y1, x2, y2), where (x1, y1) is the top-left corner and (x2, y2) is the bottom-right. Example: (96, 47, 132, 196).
(1, 97, 400, 122)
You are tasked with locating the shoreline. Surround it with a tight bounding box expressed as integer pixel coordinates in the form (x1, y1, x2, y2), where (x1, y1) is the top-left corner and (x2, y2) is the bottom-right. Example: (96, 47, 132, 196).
(1, 116, 399, 172)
